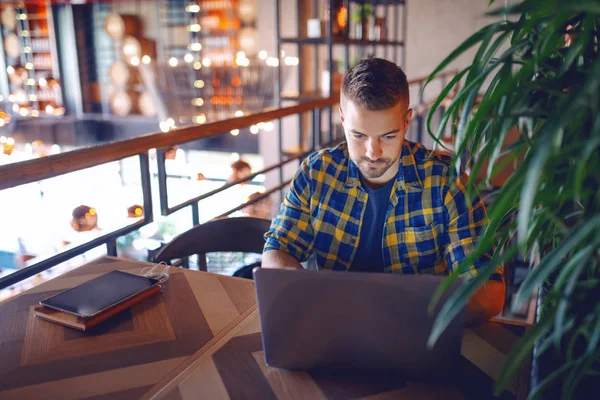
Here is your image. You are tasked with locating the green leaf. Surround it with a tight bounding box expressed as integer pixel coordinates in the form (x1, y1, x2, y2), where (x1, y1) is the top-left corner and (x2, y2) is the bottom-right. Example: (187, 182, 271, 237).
(424, 22, 508, 88)
(425, 69, 469, 140)
(494, 309, 554, 395)
(513, 215, 600, 311)
(574, 134, 600, 202)
(553, 246, 593, 350)
(427, 243, 519, 348)
(528, 358, 580, 400)
(517, 95, 579, 249)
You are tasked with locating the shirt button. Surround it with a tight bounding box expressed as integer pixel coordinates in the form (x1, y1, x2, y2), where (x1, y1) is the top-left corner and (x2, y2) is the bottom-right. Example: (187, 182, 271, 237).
(358, 202, 364, 208)
(351, 238, 357, 244)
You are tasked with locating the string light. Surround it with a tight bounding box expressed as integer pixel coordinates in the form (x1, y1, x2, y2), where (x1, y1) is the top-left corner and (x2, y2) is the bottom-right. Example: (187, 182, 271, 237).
(250, 125, 259, 134)
(25, 63, 33, 70)
(186, 4, 200, 12)
(284, 56, 299, 66)
(142, 55, 151, 64)
(194, 79, 205, 88)
(193, 61, 202, 69)
(234, 110, 244, 117)
(159, 121, 170, 132)
(230, 129, 239, 136)
(188, 24, 201, 32)
(184, 53, 194, 63)
(265, 122, 275, 132)
(189, 42, 202, 51)
(201, 58, 211, 67)
(7, 66, 14, 74)
(258, 50, 268, 60)
(266, 57, 279, 67)
(130, 56, 140, 66)
(169, 57, 178, 67)
(194, 114, 206, 124)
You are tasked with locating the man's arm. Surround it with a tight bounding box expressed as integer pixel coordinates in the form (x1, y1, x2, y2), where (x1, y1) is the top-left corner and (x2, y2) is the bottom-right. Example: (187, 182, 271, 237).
(262, 156, 316, 268)
(442, 171, 506, 323)
(262, 250, 303, 269)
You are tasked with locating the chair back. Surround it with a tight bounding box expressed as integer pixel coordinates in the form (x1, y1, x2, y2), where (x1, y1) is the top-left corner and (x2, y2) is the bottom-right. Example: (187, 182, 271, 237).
(153, 217, 272, 271)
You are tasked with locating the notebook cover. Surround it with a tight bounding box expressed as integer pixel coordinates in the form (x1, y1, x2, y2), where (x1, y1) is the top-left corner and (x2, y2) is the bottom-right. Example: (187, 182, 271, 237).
(34, 284, 161, 331)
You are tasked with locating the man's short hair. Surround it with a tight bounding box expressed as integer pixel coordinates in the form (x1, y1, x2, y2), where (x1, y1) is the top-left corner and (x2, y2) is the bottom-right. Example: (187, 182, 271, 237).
(341, 58, 409, 111)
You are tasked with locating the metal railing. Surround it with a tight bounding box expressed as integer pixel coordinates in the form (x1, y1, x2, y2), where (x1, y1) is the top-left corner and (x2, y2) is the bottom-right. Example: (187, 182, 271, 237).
(0, 71, 457, 290)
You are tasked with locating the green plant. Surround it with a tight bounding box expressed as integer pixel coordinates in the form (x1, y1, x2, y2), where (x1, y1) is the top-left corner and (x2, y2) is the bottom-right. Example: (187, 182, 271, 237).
(351, 4, 372, 24)
(423, 0, 600, 399)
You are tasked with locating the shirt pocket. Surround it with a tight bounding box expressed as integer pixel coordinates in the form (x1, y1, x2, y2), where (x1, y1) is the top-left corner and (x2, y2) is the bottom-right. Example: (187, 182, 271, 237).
(399, 223, 441, 272)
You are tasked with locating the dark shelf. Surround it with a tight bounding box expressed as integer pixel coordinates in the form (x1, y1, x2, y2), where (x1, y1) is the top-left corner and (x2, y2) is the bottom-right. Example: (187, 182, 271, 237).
(280, 37, 404, 46)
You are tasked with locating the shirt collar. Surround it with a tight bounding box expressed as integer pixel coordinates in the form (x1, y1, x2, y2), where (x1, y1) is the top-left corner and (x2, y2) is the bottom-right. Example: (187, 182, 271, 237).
(344, 141, 424, 192)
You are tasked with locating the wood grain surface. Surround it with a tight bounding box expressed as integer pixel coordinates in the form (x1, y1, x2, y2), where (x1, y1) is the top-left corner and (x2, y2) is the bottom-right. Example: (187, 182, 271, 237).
(153, 308, 529, 400)
(0, 256, 529, 400)
(0, 256, 256, 400)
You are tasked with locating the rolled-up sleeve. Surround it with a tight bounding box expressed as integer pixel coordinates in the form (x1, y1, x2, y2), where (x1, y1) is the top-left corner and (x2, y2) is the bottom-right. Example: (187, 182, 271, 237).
(264, 158, 315, 262)
(442, 172, 504, 283)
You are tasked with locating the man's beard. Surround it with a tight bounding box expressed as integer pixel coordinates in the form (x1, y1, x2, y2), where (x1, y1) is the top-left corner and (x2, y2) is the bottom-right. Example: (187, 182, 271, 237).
(357, 157, 394, 179)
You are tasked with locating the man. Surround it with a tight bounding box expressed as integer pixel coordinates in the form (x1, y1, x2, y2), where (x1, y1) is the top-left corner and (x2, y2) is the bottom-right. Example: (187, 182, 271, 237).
(263, 58, 504, 323)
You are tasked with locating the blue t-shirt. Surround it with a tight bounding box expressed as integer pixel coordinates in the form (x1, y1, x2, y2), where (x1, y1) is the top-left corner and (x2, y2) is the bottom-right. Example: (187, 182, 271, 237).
(349, 177, 395, 273)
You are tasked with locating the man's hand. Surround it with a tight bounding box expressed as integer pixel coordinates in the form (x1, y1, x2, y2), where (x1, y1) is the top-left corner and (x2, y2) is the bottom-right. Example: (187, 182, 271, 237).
(262, 250, 304, 270)
(465, 280, 506, 326)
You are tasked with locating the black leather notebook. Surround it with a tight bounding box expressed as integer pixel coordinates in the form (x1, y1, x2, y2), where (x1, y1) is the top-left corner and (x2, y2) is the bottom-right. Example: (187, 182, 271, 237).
(40, 270, 160, 318)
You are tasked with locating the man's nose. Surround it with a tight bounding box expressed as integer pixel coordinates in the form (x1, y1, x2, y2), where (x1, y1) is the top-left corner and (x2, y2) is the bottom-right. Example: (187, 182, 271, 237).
(365, 138, 382, 160)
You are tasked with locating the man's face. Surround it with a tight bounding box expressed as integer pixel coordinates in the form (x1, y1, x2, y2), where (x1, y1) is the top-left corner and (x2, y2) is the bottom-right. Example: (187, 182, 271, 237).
(340, 98, 413, 186)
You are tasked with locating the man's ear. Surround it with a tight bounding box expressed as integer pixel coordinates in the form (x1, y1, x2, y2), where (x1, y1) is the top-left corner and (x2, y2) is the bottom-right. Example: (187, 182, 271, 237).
(404, 108, 413, 129)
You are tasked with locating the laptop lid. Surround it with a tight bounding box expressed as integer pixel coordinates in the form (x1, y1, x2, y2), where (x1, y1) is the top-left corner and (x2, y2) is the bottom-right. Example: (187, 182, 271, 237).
(253, 268, 466, 377)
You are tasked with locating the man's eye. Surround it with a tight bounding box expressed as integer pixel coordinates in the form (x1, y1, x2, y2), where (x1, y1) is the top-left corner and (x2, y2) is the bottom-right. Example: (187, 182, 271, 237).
(353, 134, 365, 139)
(383, 135, 396, 140)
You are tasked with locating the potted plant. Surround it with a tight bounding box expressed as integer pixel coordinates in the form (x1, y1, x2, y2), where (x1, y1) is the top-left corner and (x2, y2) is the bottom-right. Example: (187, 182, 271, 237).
(351, 3, 372, 41)
(423, 1, 599, 399)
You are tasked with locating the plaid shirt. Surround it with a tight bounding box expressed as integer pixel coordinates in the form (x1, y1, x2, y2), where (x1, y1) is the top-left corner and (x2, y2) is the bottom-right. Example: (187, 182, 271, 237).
(265, 141, 503, 282)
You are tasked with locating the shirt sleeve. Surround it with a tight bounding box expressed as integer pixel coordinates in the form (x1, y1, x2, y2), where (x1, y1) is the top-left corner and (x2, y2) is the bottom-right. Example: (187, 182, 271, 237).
(442, 172, 504, 283)
(263, 157, 315, 262)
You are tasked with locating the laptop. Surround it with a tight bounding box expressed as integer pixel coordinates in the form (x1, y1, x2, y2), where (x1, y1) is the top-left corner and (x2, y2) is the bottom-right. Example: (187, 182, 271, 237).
(253, 268, 466, 378)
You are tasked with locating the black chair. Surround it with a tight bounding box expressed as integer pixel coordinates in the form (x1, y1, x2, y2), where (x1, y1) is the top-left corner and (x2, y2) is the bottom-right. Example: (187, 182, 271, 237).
(152, 217, 272, 279)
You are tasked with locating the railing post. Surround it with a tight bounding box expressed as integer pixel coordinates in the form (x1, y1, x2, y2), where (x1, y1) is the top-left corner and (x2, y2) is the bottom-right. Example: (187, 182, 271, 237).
(139, 153, 153, 224)
(106, 238, 117, 257)
(191, 203, 200, 226)
(156, 148, 169, 216)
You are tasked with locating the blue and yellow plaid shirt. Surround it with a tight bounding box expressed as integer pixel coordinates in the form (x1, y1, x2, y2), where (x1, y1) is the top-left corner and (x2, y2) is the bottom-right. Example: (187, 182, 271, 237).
(265, 141, 503, 282)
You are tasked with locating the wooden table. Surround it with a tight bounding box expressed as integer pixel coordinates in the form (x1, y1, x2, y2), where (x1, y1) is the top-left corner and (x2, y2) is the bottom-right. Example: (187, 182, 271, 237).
(0, 256, 530, 400)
